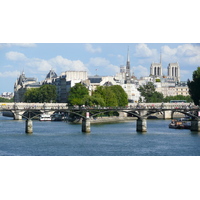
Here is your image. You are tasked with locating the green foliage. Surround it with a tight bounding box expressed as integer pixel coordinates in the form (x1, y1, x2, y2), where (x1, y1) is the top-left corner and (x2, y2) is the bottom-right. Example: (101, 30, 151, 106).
(93, 85, 128, 107)
(24, 84, 57, 103)
(109, 85, 128, 106)
(155, 79, 161, 82)
(24, 88, 39, 102)
(0, 97, 14, 102)
(163, 95, 192, 103)
(39, 84, 57, 102)
(67, 83, 128, 107)
(187, 67, 200, 105)
(83, 95, 105, 107)
(137, 82, 164, 103)
(93, 86, 118, 107)
(68, 83, 89, 105)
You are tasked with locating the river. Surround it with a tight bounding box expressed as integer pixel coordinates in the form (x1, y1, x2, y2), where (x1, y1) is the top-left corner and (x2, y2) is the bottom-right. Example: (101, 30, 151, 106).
(0, 115, 200, 156)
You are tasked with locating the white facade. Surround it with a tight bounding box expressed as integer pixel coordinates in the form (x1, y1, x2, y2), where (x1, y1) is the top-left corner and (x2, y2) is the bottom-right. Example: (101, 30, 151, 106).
(167, 62, 180, 82)
(150, 63, 163, 76)
(61, 71, 88, 81)
(121, 83, 141, 103)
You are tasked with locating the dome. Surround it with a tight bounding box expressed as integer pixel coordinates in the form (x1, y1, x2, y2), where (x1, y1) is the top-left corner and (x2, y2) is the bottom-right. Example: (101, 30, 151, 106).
(46, 69, 57, 79)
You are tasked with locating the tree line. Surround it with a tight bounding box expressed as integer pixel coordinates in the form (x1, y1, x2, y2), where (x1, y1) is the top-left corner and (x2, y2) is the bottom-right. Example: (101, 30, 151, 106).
(68, 83, 128, 107)
(24, 84, 57, 103)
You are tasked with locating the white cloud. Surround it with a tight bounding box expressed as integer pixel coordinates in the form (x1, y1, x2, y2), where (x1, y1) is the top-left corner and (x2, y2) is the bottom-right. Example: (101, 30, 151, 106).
(85, 44, 102, 53)
(6, 51, 27, 61)
(161, 44, 200, 65)
(0, 70, 20, 77)
(107, 64, 119, 74)
(132, 65, 149, 78)
(26, 58, 52, 72)
(134, 43, 157, 58)
(88, 57, 110, 66)
(49, 56, 88, 72)
(26, 56, 88, 72)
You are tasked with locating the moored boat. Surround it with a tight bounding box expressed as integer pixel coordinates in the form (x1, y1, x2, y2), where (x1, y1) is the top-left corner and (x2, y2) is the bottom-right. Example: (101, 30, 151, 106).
(169, 119, 191, 129)
(39, 113, 52, 121)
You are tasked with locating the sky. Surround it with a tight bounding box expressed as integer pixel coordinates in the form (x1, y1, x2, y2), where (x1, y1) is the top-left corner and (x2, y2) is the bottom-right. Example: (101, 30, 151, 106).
(0, 43, 200, 93)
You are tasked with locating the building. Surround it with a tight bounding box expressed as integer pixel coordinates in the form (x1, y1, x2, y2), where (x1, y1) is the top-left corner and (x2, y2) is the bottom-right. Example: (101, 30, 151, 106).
(14, 71, 41, 102)
(43, 69, 58, 84)
(150, 62, 163, 77)
(167, 62, 180, 83)
(51, 71, 88, 103)
(0, 92, 14, 99)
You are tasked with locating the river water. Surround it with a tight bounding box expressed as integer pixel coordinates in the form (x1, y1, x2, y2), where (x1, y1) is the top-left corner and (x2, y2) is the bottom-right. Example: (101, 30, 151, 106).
(1, 115, 200, 156)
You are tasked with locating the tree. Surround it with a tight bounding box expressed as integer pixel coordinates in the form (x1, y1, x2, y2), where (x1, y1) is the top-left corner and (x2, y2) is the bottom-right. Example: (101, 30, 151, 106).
(24, 88, 39, 102)
(83, 95, 105, 107)
(68, 83, 89, 105)
(0, 97, 14, 102)
(163, 95, 192, 103)
(92, 86, 118, 107)
(39, 84, 57, 102)
(137, 82, 164, 102)
(24, 84, 57, 103)
(110, 85, 128, 106)
(187, 67, 200, 105)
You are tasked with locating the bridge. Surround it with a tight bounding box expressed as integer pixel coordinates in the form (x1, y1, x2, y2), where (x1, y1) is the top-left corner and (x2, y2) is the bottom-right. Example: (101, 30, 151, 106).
(0, 102, 200, 134)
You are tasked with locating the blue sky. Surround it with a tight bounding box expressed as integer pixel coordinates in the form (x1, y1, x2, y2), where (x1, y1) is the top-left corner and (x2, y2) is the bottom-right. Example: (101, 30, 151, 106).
(0, 43, 200, 93)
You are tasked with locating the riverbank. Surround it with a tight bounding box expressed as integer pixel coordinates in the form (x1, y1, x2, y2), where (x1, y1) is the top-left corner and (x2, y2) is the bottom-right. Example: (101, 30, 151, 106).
(70, 112, 186, 124)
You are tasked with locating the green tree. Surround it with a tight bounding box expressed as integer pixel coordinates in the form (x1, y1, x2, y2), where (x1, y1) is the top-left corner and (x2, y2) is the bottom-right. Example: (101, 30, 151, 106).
(68, 83, 89, 105)
(0, 97, 14, 102)
(24, 84, 57, 103)
(93, 86, 118, 107)
(24, 88, 39, 102)
(137, 82, 164, 102)
(163, 95, 192, 103)
(110, 85, 128, 106)
(39, 84, 57, 102)
(187, 67, 200, 105)
(83, 95, 105, 107)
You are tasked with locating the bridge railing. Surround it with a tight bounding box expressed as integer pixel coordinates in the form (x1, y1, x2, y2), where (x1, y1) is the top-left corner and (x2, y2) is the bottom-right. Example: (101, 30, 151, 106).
(0, 102, 198, 111)
(0, 103, 68, 111)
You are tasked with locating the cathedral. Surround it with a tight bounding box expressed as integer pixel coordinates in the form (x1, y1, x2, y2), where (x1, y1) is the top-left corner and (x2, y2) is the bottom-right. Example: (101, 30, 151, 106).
(150, 53, 180, 83)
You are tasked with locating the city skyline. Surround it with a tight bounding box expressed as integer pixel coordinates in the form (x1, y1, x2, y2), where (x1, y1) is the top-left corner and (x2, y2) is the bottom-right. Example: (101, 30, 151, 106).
(0, 43, 200, 93)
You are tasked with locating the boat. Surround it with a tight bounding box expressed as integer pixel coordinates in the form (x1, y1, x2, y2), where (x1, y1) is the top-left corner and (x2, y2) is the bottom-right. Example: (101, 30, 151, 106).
(169, 119, 191, 129)
(51, 112, 67, 121)
(39, 113, 52, 121)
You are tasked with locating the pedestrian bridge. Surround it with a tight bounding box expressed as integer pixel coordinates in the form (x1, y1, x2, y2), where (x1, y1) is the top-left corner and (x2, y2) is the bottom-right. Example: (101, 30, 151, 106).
(0, 102, 200, 133)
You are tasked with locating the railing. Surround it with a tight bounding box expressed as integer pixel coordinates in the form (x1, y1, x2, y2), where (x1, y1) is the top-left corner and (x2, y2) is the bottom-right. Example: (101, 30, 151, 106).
(0, 102, 198, 112)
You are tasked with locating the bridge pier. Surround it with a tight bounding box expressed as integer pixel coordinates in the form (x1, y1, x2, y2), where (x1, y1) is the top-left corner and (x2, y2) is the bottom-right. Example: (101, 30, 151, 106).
(163, 111, 172, 119)
(82, 118, 91, 133)
(13, 111, 24, 120)
(136, 118, 147, 132)
(25, 119, 33, 134)
(190, 119, 200, 132)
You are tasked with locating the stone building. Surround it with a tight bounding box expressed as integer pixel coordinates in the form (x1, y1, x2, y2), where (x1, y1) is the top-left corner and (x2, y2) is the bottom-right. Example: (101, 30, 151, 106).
(167, 62, 180, 83)
(150, 62, 163, 77)
(51, 71, 88, 103)
(14, 72, 41, 102)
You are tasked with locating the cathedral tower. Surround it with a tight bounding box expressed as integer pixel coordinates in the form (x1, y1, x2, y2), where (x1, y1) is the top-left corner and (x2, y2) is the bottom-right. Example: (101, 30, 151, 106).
(125, 47, 131, 83)
(150, 51, 163, 77)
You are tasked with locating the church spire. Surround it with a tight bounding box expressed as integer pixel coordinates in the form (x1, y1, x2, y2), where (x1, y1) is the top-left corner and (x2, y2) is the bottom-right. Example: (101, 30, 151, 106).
(125, 46, 131, 83)
(127, 46, 130, 62)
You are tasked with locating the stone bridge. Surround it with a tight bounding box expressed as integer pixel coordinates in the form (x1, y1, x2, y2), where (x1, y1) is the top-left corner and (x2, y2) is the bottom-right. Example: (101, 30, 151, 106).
(0, 102, 200, 134)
